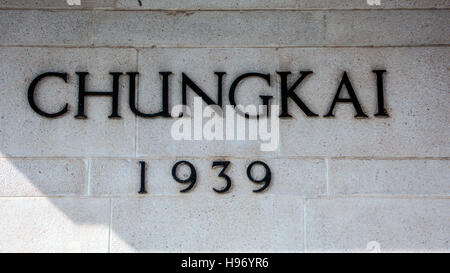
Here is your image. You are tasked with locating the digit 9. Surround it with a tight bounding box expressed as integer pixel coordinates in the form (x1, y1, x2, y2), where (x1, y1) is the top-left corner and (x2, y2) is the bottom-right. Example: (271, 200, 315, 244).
(171, 160, 197, 193)
(247, 161, 271, 193)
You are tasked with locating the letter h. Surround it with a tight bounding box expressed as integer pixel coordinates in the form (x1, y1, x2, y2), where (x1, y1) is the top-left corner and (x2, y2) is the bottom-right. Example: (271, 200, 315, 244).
(75, 72, 122, 119)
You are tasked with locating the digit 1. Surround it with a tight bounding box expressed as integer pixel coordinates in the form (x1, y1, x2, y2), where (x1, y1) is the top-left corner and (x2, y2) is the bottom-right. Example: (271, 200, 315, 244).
(138, 161, 147, 194)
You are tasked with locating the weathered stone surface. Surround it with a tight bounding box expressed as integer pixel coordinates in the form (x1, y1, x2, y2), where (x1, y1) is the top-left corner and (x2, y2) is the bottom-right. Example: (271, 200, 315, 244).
(0, 10, 93, 46)
(93, 10, 449, 46)
(325, 10, 450, 46)
(90, 158, 325, 196)
(90, 159, 139, 195)
(0, 47, 137, 157)
(0, 198, 110, 252)
(0, 0, 115, 8)
(2, 10, 445, 47)
(0, 158, 86, 196)
(329, 159, 450, 195)
(5, 0, 448, 10)
(306, 198, 450, 252)
(117, 0, 450, 9)
(117, 0, 297, 9)
(297, 0, 450, 9)
(94, 11, 324, 46)
(110, 196, 304, 252)
(6, 0, 448, 9)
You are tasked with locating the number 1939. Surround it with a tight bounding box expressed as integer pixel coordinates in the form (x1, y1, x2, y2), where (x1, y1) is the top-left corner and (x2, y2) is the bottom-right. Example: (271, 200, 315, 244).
(138, 160, 271, 194)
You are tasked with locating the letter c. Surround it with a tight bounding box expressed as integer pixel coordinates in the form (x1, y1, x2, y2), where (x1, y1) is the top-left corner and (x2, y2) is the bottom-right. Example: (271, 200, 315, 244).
(28, 72, 69, 118)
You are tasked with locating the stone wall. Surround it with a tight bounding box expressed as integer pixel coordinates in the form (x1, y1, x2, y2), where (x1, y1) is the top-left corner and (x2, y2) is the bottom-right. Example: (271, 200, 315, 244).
(0, 0, 448, 252)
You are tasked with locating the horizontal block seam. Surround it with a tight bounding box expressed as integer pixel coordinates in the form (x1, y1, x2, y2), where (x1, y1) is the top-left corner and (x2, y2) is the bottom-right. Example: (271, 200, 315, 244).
(0, 8, 449, 11)
(0, 45, 449, 49)
(1, 156, 448, 160)
(0, 195, 449, 199)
